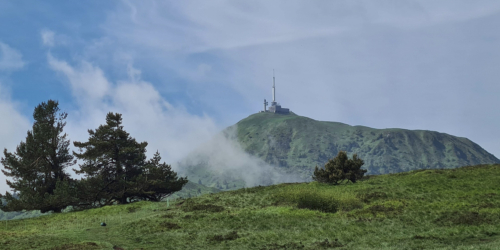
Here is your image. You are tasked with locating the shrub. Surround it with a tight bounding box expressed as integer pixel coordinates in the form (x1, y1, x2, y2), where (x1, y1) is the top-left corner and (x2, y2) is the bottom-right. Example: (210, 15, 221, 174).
(296, 191, 338, 213)
(313, 151, 367, 185)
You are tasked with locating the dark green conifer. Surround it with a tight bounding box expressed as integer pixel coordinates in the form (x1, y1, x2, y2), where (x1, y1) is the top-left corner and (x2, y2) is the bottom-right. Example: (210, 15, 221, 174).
(132, 150, 188, 202)
(313, 151, 367, 185)
(73, 112, 147, 206)
(0, 100, 76, 213)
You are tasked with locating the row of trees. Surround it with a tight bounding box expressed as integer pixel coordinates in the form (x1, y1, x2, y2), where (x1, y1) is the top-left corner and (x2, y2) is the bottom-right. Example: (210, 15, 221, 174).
(0, 100, 187, 213)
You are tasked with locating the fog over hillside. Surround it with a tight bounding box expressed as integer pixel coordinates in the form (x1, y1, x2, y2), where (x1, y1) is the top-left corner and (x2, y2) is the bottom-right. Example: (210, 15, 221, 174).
(177, 125, 305, 188)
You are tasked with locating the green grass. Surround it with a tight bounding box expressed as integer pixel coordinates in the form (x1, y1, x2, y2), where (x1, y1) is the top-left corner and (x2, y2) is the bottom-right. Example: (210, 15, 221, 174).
(1, 164, 500, 249)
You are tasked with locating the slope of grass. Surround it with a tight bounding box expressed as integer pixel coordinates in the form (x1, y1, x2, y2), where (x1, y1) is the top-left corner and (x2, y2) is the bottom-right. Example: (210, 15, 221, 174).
(232, 112, 500, 176)
(1, 164, 500, 249)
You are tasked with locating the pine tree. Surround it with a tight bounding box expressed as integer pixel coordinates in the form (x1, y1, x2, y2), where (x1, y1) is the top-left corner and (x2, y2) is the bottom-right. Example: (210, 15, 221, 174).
(0, 100, 76, 213)
(132, 151, 188, 202)
(73, 112, 147, 206)
(313, 151, 367, 185)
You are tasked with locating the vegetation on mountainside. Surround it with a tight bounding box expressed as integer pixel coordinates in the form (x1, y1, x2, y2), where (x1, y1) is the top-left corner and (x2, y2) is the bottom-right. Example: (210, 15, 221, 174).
(313, 151, 367, 185)
(1, 100, 188, 214)
(181, 112, 499, 190)
(1, 164, 499, 249)
(232, 112, 499, 176)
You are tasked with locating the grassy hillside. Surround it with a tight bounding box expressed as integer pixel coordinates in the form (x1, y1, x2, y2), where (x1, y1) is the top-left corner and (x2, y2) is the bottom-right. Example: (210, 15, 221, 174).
(1, 164, 499, 249)
(167, 180, 222, 199)
(0, 181, 221, 222)
(232, 112, 499, 176)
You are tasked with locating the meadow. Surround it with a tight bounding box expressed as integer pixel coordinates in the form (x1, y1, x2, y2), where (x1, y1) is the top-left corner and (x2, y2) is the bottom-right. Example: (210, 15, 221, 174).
(1, 164, 499, 249)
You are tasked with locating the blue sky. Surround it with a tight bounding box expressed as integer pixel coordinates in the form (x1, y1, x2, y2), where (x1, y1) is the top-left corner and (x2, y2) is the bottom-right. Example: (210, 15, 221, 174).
(1, 1, 500, 193)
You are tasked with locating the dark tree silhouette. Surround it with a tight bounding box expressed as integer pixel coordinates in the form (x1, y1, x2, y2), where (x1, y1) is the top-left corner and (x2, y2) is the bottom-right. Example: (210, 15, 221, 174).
(73, 112, 148, 207)
(1, 100, 77, 213)
(72, 112, 187, 208)
(313, 151, 367, 185)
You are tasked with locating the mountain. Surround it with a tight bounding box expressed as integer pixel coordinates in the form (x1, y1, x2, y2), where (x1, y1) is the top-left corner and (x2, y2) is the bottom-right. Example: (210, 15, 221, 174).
(179, 112, 499, 187)
(232, 112, 499, 174)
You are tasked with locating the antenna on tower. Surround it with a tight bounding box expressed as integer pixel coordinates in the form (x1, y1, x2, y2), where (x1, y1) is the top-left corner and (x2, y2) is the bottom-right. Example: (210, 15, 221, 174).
(272, 69, 276, 103)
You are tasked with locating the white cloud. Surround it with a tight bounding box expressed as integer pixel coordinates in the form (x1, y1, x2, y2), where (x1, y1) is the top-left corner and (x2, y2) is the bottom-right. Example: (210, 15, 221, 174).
(48, 53, 110, 107)
(47, 54, 219, 171)
(0, 83, 31, 194)
(180, 126, 305, 187)
(0, 42, 25, 71)
(41, 29, 55, 47)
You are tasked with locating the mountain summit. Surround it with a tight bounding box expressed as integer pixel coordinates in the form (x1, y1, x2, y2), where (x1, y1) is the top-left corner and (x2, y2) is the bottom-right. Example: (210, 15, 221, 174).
(227, 112, 499, 176)
(180, 112, 499, 188)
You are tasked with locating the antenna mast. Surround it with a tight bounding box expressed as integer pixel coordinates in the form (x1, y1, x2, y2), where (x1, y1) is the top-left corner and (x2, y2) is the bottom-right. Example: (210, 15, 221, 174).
(272, 69, 276, 103)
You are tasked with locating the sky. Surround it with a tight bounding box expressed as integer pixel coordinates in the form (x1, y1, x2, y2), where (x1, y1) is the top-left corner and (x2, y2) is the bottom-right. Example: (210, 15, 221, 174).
(1, 0, 499, 193)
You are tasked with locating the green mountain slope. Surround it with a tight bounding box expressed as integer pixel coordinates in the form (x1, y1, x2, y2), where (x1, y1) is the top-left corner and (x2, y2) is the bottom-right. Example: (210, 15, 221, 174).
(229, 112, 499, 177)
(1, 164, 500, 249)
(179, 112, 499, 188)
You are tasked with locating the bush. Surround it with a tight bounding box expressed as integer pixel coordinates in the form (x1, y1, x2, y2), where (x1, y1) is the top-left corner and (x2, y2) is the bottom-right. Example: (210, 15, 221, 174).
(313, 151, 367, 185)
(296, 191, 338, 213)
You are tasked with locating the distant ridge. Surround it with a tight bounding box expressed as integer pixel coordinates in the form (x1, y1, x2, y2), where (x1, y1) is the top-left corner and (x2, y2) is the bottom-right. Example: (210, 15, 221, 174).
(179, 112, 499, 188)
(226, 112, 499, 178)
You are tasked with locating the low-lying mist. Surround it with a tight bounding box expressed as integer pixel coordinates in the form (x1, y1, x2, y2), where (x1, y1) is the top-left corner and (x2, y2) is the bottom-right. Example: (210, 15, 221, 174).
(176, 125, 306, 188)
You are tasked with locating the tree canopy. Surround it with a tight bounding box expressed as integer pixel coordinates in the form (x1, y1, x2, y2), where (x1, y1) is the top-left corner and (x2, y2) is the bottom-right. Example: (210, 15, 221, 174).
(0, 100, 76, 213)
(132, 150, 188, 202)
(73, 112, 148, 206)
(1, 102, 189, 212)
(73, 112, 187, 207)
(313, 151, 367, 185)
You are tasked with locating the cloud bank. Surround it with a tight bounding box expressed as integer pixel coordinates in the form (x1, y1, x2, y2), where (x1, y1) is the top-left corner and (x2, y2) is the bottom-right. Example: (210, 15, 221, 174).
(0, 84, 31, 194)
(46, 54, 220, 171)
(179, 125, 305, 187)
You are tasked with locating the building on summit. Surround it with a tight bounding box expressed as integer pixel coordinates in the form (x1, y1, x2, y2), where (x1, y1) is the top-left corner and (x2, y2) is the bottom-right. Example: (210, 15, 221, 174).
(261, 71, 290, 114)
